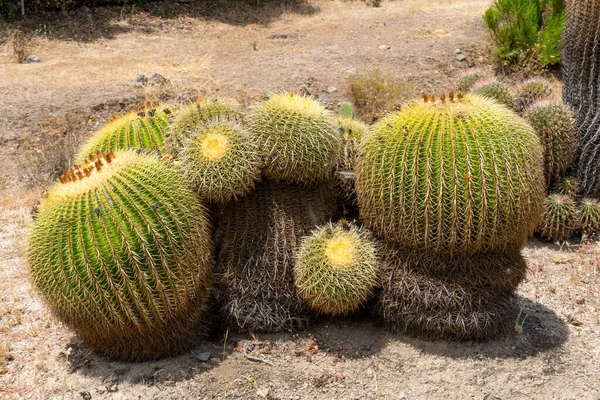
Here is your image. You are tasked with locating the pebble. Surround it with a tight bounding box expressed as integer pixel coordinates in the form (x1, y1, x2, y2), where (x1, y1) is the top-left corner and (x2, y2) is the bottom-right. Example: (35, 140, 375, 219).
(194, 351, 211, 362)
(27, 55, 40, 63)
(456, 54, 467, 62)
(378, 44, 391, 50)
(327, 86, 338, 93)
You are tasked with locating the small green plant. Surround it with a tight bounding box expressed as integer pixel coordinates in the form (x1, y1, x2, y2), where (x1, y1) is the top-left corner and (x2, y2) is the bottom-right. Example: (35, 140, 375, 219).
(483, 0, 565, 68)
(346, 70, 412, 122)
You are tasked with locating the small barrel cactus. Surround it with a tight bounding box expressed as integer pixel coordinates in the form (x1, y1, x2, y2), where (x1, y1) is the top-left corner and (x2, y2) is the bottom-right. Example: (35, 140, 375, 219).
(470, 79, 515, 108)
(76, 105, 172, 163)
(179, 120, 261, 203)
(356, 93, 544, 256)
(27, 150, 214, 361)
(166, 98, 242, 156)
(579, 198, 600, 237)
(515, 78, 553, 115)
(553, 177, 580, 198)
(294, 221, 379, 316)
(537, 194, 579, 242)
(526, 99, 577, 187)
(247, 93, 341, 184)
(455, 69, 489, 92)
(339, 101, 355, 120)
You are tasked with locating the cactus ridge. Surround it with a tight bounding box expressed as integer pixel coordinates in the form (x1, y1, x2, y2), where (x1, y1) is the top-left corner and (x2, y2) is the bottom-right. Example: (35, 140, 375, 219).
(536, 194, 579, 242)
(377, 248, 514, 340)
(355, 93, 544, 256)
(294, 222, 379, 316)
(525, 99, 578, 187)
(166, 98, 242, 156)
(247, 93, 341, 184)
(515, 79, 553, 115)
(28, 150, 213, 361)
(215, 180, 338, 332)
(76, 106, 172, 164)
(179, 120, 261, 204)
(470, 79, 515, 108)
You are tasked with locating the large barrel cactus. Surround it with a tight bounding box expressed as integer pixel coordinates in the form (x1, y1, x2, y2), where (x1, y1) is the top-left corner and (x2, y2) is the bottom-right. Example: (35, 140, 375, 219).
(247, 93, 341, 184)
(179, 120, 261, 203)
(294, 221, 378, 316)
(27, 150, 214, 361)
(355, 93, 545, 256)
(76, 105, 172, 163)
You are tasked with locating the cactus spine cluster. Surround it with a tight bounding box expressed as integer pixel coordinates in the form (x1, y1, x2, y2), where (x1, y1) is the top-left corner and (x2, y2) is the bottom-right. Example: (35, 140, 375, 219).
(578, 198, 600, 237)
(76, 106, 172, 163)
(515, 78, 553, 115)
(553, 177, 580, 197)
(455, 69, 488, 92)
(469, 79, 514, 108)
(356, 93, 544, 256)
(537, 194, 579, 242)
(248, 93, 341, 184)
(294, 221, 378, 316)
(179, 120, 261, 203)
(27, 151, 214, 361)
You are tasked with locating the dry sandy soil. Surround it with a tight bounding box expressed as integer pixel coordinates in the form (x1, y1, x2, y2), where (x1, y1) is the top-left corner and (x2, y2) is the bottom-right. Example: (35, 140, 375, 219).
(0, 0, 599, 399)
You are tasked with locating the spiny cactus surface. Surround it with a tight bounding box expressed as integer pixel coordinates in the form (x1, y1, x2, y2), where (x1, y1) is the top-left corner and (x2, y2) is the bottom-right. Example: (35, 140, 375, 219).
(578, 197, 600, 236)
(515, 78, 553, 115)
(455, 69, 489, 92)
(553, 177, 580, 197)
(356, 93, 544, 256)
(537, 194, 579, 242)
(28, 150, 213, 361)
(339, 102, 355, 120)
(526, 99, 577, 187)
(248, 93, 341, 184)
(76, 106, 172, 163)
(179, 120, 261, 203)
(294, 222, 378, 316)
(470, 79, 514, 108)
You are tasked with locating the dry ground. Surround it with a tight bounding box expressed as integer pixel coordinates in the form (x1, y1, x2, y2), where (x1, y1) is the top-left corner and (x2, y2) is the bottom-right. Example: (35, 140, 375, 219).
(0, 0, 598, 399)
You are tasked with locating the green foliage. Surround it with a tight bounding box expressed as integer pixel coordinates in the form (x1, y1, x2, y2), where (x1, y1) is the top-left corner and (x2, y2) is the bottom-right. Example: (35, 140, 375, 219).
(1, 1, 19, 20)
(515, 78, 553, 114)
(483, 0, 565, 67)
(247, 93, 341, 185)
(355, 93, 545, 257)
(294, 221, 379, 316)
(76, 105, 172, 164)
(552, 177, 580, 198)
(27, 151, 214, 361)
(179, 120, 261, 204)
(525, 99, 577, 187)
(536, 194, 578, 241)
(470, 79, 515, 108)
(579, 198, 600, 237)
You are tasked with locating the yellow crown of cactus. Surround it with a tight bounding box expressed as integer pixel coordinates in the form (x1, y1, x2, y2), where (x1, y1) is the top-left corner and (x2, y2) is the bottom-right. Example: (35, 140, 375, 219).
(294, 221, 378, 316)
(179, 120, 261, 203)
(247, 93, 341, 184)
(355, 93, 545, 256)
(27, 150, 214, 361)
(76, 105, 173, 163)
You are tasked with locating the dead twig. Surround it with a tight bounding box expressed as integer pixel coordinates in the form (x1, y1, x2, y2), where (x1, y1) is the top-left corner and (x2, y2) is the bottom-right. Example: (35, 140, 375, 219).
(242, 343, 274, 366)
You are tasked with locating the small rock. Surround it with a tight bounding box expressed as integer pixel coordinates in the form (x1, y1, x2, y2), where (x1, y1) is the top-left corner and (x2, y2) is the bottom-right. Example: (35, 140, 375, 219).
(327, 86, 338, 93)
(148, 73, 168, 86)
(194, 351, 211, 362)
(456, 54, 467, 62)
(378, 45, 391, 50)
(398, 392, 408, 399)
(132, 74, 148, 88)
(366, 368, 373, 376)
(454, 48, 462, 54)
(345, 67, 357, 75)
(27, 55, 40, 63)
(80, 391, 92, 400)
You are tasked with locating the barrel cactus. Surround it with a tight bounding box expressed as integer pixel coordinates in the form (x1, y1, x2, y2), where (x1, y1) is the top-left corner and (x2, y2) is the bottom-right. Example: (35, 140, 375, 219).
(76, 105, 172, 163)
(553, 177, 580, 197)
(179, 120, 261, 203)
(515, 78, 553, 115)
(247, 93, 341, 184)
(294, 221, 378, 316)
(338, 115, 369, 172)
(537, 194, 579, 242)
(355, 93, 545, 256)
(578, 198, 600, 237)
(166, 98, 242, 155)
(455, 69, 489, 92)
(339, 101, 355, 120)
(27, 150, 214, 361)
(526, 99, 577, 187)
(470, 79, 514, 108)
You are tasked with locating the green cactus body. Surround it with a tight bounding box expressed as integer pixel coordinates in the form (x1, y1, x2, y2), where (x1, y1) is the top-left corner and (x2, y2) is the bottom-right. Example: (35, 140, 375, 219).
(339, 102, 355, 120)
(338, 117, 369, 172)
(179, 120, 261, 203)
(470, 79, 515, 108)
(455, 69, 489, 92)
(166, 98, 242, 156)
(76, 106, 172, 164)
(553, 177, 580, 197)
(578, 197, 600, 236)
(526, 100, 578, 187)
(294, 222, 378, 316)
(515, 78, 553, 115)
(247, 93, 341, 184)
(27, 151, 213, 361)
(537, 194, 579, 242)
(355, 93, 544, 256)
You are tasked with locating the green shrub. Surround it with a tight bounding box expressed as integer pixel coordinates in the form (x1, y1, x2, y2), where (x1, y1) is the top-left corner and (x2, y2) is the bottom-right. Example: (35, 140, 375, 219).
(483, 0, 565, 68)
(1, 1, 19, 20)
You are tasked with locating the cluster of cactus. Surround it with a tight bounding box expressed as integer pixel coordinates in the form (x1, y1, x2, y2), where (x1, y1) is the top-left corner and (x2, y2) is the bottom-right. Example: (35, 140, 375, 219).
(469, 79, 514, 108)
(356, 92, 544, 338)
(455, 69, 489, 92)
(28, 150, 214, 361)
(562, 1, 600, 198)
(515, 79, 553, 115)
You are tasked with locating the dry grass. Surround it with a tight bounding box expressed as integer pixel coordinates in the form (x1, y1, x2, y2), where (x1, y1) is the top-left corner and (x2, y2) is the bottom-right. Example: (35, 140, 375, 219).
(8, 29, 31, 64)
(346, 70, 412, 122)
